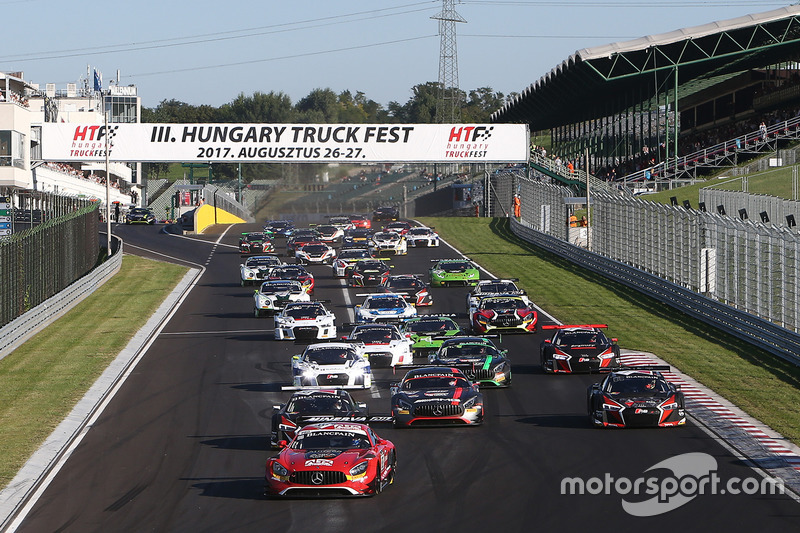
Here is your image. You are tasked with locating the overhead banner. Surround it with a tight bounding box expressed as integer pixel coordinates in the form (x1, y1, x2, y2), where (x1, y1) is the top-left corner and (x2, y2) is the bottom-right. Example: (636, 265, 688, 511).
(40, 123, 529, 163)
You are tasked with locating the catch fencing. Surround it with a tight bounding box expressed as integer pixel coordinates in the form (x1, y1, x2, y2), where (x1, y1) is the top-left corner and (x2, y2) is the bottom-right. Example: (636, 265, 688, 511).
(508, 175, 800, 364)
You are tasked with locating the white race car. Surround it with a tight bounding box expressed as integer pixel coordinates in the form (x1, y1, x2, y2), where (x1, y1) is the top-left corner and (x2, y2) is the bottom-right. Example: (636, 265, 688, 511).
(406, 226, 440, 247)
(295, 242, 337, 265)
(240, 255, 285, 286)
(289, 342, 372, 389)
(369, 231, 408, 256)
(355, 293, 417, 324)
(331, 248, 372, 278)
(274, 301, 337, 341)
(466, 278, 531, 313)
(343, 323, 413, 367)
(254, 280, 310, 317)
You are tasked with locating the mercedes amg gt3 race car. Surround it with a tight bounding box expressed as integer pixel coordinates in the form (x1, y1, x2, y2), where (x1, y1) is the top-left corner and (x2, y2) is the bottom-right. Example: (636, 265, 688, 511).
(540, 324, 621, 373)
(265, 422, 395, 497)
(239, 232, 275, 255)
(270, 389, 369, 447)
(369, 231, 408, 256)
(470, 295, 538, 334)
(400, 315, 462, 356)
(405, 226, 439, 247)
(390, 366, 483, 428)
(429, 258, 480, 287)
(347, 259, 391, 288)
(263, 220, 295, 238)
(274, 301, 337, 341)
(288, 342, 372, 389)
(254, 280, 310, 317)
(587, 369, 686, 428)
(355, 293, 417, 324)
(240, 255, 285, 286)
(125, 207, 156, 225)
(429, 336, 511, 387)
(342, 323, 413, 367)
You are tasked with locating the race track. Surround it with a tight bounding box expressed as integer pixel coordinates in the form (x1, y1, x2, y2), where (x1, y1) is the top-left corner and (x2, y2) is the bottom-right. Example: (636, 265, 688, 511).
(13, 221, 799, 532)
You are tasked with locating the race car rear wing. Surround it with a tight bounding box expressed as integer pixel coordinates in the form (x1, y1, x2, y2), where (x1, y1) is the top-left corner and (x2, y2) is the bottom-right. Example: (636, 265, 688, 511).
(299, 415, 394, 424)
(591, 364, 671, 374)
(542, 324, 608, 330)
(281, 385, 371, 391)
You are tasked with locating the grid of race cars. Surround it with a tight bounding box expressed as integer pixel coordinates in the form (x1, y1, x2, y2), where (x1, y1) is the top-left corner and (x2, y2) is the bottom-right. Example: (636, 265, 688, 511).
(251, 209, 686, 498)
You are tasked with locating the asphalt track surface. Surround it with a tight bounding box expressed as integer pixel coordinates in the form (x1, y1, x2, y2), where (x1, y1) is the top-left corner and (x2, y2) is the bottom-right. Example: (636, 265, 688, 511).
(14, 222, 800, 532)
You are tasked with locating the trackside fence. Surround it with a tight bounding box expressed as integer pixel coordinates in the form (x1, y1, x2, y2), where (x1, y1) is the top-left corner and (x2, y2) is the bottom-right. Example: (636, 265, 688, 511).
(0, 194, 100, 328)
(510, 176, 800, 365)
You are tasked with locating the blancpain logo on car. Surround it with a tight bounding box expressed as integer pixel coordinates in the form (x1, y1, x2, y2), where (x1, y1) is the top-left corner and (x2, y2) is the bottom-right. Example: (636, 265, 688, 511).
(560, 452, 784, 516)
(305, 459, 334, 466)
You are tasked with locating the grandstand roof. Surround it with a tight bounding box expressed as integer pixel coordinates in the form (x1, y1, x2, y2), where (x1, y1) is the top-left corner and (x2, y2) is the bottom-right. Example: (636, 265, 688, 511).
(491, 5, 800, 130)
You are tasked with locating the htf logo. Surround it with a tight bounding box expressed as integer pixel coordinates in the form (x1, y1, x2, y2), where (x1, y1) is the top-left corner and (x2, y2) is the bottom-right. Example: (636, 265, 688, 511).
(72, 125, 119, 145)
(448, 126, 493, 142)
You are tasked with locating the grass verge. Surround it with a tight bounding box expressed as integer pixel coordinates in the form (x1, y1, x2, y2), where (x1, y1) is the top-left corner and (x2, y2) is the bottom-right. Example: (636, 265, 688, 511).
(0, 255, 188, 489)
(419, 216, 800, 444)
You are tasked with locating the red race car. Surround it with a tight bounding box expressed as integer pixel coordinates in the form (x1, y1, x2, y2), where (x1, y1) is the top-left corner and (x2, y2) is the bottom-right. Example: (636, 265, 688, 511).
(265, 422, 396, 497)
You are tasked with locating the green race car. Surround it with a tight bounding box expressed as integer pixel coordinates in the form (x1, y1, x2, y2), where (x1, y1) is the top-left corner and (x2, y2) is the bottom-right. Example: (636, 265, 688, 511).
(400, 315, 462, 357)
(429, 258, 480, 287)
(428, 336, 512, 387)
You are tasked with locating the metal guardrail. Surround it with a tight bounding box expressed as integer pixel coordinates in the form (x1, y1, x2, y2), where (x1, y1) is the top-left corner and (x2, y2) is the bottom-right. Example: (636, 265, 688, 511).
(510, 218, 800, 366)
(0, 235, 123, 360)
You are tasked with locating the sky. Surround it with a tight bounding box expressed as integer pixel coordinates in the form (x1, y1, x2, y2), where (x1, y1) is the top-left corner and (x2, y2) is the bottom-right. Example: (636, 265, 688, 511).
(0, 0, 792, 110)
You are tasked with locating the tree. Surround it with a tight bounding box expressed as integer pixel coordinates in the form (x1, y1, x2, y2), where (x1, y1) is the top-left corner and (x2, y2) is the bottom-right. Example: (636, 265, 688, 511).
(296, 88, 339, 123)
(217, 91, 295, 123)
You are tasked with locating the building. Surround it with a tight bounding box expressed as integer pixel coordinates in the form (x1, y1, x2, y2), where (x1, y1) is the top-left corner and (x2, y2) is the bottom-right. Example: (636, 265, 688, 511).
(0, 68, 142, 205)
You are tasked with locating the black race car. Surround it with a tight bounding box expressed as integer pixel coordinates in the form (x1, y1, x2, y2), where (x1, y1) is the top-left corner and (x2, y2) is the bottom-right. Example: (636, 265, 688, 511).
(286, 229, 320, 257)
(348, 259, 392, 288)
(239, 232, 275, 255)
(540, 324, 621, 373)
(263, 220, 295, 238)
(342, 228, 374, 247)
(372, 206, 399, 222)
(380, 274, 432, 307)
(390, 366, 483, 428)
(587, 369, 686, 428)
(270, 389, 368, 448)
(125, 207, 156, 225)
(429, 336, 511, 387)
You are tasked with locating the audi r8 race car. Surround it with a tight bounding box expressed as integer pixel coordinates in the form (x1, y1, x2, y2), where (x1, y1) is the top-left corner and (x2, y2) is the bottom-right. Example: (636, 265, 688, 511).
(380, 274, 433, 307)
(466, 278, 530, 310)
(239, 232, 275, 255)
(331, 248, 373, 278)
(369, 231, 408, 256)
(383, 221, 411, 235)
(429, 336, 511, 387)
(286, 229, 321, 256)
(342, 228, 374, 247)
(470, 295, 538, 334)
(314, 224, 344, 244)
(390, 367, 483, 428)
(347, 259, 391, 288)
(400, 315, 462, 357)
(254, 280, 310, 317)
(240, 255, 285, 286)
(406, 226, 440, 248)
(328, 215, 355, 231)
(270, 389, 368, 447)
(587, 369, 686, 428)
(264, 220, 295, 238)
(265, 422, 395, 497)
(342, 323, 413, 367)
(288, 342, 372, 388)
(349, 214, 371, 229)
(295, 242, 337, 265)
(274, 301, 337, 341)
(269, 265, 315, 294)
(125, 207, 156, 225)
(429, 258, 480, 287)
(372, 205, 399, 222)
(355, 293, 417, 324)
(540, 324, 621, 373)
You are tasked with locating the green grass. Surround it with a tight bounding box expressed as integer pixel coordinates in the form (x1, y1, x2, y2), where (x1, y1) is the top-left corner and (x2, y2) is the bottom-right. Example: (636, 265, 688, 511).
(420, 216, 800, 443)
(0, 255, 188, 489)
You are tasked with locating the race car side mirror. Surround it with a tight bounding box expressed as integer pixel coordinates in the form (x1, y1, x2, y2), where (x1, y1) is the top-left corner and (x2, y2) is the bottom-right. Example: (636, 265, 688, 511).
(611, 338, 618, 342)
(389, 383, 399, 395)
(590, 383, 601, 390)
(377, 439, 389, 445)
(273, 405, 281, 411)
(543, 339, 551, 344)
(278, 440, 288, 449)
